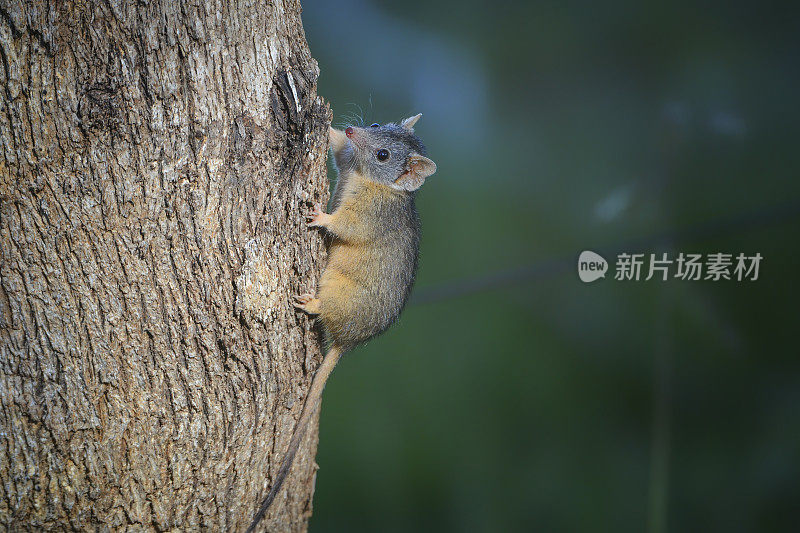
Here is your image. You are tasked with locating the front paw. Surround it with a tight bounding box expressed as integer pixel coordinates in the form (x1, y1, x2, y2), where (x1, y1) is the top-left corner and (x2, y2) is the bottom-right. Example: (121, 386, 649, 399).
(306, 203, 331, 228)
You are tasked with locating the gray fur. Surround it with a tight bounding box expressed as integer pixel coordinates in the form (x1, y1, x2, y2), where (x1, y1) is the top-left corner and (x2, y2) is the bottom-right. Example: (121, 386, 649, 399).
(324, 186, 420, 349)
(350, 122, 427, 185)
(331, 121, 428, 209)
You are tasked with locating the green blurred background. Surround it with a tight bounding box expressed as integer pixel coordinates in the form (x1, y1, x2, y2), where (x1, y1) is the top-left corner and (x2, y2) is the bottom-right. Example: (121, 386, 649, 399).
(300, 1, 800, 531)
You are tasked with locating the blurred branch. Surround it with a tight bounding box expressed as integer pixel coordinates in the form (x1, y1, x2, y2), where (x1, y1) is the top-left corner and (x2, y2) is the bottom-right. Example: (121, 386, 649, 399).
(412, 199, 800, 305)
(647, 264, 675, 533)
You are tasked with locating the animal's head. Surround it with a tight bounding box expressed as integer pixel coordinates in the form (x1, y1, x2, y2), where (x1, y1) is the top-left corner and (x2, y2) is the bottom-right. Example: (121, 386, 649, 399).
(330, 114, 437, 192)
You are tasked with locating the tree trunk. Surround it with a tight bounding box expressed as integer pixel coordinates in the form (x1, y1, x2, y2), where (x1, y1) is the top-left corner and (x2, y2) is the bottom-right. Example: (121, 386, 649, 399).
(0, 1, 329, 531)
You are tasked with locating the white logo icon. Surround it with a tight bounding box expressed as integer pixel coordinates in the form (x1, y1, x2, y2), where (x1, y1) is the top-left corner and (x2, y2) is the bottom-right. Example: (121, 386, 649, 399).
(578, 251, 608, 283)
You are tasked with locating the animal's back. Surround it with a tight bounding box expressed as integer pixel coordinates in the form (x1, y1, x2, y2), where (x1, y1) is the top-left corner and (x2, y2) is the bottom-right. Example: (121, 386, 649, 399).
(318, 179, 420, 348)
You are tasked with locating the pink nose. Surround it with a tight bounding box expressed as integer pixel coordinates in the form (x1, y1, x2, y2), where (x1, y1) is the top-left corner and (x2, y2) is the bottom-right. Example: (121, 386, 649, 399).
(345, 127, 354, 138)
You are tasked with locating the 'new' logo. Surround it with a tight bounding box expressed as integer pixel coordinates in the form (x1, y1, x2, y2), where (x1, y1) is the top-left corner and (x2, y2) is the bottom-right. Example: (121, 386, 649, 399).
(578, 251, 608, 283)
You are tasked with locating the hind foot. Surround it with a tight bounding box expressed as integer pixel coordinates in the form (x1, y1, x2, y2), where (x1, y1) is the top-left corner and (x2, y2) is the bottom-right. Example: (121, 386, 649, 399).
(293, 293, 321, 315)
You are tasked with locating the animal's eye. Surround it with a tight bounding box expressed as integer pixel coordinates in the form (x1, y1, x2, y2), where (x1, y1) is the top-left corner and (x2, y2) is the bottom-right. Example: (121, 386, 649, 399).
(370, 123, 379, 128)
(376, 149, 389, 161)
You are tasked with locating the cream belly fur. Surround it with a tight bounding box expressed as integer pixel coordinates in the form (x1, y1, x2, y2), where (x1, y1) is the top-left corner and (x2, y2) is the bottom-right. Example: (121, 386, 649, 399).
(317, 174, 418, 348)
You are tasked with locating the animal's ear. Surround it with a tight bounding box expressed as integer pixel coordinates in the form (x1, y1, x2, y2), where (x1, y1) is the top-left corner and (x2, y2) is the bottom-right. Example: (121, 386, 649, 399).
(395, 153, 437, 191)
(329, 126, 348, 152)
(400, 113, 422, 132)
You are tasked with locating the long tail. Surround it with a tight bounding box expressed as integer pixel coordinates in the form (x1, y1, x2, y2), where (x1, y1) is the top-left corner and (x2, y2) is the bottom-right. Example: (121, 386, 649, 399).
(246, 344, 343, 533)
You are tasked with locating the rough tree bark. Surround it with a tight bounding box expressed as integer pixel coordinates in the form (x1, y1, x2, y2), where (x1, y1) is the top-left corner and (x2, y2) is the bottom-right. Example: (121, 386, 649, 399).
(0, 1, 330, 531)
